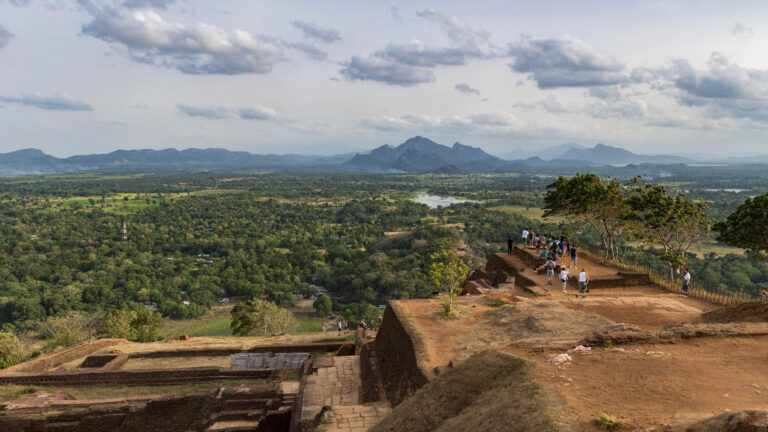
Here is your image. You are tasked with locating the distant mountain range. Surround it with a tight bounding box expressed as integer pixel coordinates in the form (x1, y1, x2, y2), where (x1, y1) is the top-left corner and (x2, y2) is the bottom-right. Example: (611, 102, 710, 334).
(343, 136, 508, 173)
(498, 143, 691, 165)
(0, 138, 743, 175)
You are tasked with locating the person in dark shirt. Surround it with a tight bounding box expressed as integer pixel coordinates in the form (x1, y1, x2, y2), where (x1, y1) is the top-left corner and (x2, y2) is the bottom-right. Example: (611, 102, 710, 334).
(507, 236, 514, 254)
(570, 245, 578, 268)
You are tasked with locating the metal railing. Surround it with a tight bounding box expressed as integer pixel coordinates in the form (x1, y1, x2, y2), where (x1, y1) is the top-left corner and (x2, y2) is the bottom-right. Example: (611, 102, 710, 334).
(578, 247, 765, 305)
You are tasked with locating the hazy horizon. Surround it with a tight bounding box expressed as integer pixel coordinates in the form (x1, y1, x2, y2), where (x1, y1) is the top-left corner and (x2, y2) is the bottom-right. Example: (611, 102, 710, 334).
(2, 1, 768, 157)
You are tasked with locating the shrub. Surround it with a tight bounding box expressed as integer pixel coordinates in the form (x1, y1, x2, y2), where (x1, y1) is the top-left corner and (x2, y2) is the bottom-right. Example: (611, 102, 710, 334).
(597, 412, 630, 430)
(0, 332, 28, 369)
(230, 299, 297, 336)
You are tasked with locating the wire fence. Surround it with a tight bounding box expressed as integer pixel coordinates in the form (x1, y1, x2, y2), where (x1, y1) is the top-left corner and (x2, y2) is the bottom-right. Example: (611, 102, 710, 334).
(578, 247, 766, 305)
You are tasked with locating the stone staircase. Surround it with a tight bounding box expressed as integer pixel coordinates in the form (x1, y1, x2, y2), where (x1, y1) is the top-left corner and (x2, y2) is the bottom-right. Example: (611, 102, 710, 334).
(299, 356, 391, 432)
(205, 382, 298, 432)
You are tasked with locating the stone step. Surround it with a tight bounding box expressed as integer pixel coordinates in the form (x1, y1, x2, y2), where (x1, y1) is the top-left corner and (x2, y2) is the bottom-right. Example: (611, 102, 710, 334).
(212, 410, 264, 422)
(222, 398, 272, 411)
(206, 419, 260, 432)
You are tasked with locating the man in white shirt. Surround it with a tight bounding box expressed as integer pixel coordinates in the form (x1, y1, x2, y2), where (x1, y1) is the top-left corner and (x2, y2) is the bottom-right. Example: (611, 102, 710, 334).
(560, 268, 569, 293)
(522, 228, 529, 248)
(681, 268, 691, 298)
(578, 269, 589, 299)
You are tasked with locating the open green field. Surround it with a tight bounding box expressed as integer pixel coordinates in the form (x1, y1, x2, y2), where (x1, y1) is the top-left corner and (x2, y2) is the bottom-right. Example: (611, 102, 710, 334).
(163, 304, 329, 338)
(488, 205, 565, 223)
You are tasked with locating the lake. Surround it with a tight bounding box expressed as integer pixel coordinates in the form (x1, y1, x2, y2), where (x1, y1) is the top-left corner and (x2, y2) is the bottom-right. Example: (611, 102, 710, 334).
(411, 192, 477, 209)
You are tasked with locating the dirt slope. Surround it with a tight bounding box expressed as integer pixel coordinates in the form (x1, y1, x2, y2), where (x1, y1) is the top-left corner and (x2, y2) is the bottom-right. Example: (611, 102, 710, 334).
(369, 350, 573, 432)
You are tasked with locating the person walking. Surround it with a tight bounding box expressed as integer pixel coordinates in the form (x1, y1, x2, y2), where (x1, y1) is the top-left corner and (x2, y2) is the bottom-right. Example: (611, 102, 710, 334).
(522, 228, 529, 248)
(569, 245, 578, 268)
(578, 268, 589, 299)
(337, 319, 344, 334)
(560, 267, 569, 293)
(681, 268, 691, 298)
(546, 258, 555, 286)
(507, 235, 514, 255)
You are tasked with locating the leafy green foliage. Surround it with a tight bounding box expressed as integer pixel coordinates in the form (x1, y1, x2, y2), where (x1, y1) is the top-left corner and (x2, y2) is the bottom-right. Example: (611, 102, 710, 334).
(543, 173, 629, 259)
(0, 332, 27, 369)
(130, 309, 164, 342)
(428, 249, 470, 316)
(313, 294, 332, 317)
(230, 299, 296, 336)
(98, 309, 162, 342)
(626, 179, 710, 275)
(715, 193, 768, 260)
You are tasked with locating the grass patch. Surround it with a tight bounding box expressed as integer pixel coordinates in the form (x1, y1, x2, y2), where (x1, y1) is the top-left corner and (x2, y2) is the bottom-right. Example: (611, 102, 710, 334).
(484, 297, 508, 307)
(596, 412, 630, 430)
(305, 334, 356, 344)
(164, 306, 233, 338)
(488, 205, 564, 223)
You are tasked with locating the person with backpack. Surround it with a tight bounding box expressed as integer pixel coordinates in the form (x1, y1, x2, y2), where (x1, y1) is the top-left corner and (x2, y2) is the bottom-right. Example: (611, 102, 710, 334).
(546, 258, 555, 286)
(578, 269, 589, 299)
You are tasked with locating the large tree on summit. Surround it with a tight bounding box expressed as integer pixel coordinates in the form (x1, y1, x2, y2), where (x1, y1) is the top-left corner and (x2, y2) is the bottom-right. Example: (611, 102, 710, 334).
(625, 179, 710, 279)
(715, 193, 768, 261)
(543, 173, 629, 260)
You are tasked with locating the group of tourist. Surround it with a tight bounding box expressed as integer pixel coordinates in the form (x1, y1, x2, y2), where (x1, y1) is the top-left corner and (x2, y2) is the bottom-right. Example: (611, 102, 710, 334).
(510, 229, 695, 300)
(513, 229, 590, 298)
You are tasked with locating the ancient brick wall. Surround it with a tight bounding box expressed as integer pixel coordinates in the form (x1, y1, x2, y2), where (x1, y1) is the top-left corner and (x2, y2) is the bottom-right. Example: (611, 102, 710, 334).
(373, 302, 429, 406)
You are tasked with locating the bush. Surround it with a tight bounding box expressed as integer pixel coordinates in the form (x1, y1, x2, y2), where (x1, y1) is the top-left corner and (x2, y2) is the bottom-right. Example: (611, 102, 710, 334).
(0, 332, 28, 369)
(230, 299, 297, 336)
(313, 294, 332, 317)
(98, 309, 164, 343)
(597, 412, 630, 430)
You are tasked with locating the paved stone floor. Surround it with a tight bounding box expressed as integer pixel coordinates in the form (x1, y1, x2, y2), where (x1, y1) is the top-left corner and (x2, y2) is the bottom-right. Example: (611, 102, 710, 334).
(317, 402, 392, 432)
(301, 356, 391, 432)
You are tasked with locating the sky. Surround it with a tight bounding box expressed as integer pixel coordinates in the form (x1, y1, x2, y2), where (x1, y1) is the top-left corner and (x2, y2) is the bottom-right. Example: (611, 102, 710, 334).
(1, 0, 768, 157)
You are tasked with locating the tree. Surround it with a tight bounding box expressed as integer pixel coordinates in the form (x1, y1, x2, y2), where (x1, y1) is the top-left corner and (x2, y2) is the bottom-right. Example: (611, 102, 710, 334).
(626, 180, 710, 278)
(715, 193, 768, 260)
(427, 249, 469, 317)
(44, 313, 98, 350)
(313, 294, 332, 317)
(130, 309, 164, 342)
(99, 310, 137, 340)
(0, 332, 27, 369)
(543, 173, 630, 260)
(230, 299, 296, 336)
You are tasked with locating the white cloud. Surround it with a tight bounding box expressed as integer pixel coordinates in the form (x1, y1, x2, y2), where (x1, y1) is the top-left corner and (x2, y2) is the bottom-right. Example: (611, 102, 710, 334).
(730, 22, 754, 38)
(0, 93, 93, 111)
(80, 2, 283, 75)
(507, 35, 627, 88)
(340, 56, 435, 86)
(291, 20, 340, 43)
(454, 83, 480, 95)
(0, 24, 11, 49)
(176, 104, 277, 120)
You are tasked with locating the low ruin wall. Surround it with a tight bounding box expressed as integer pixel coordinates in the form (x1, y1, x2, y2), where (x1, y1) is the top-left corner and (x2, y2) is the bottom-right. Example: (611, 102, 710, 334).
(0, 385, 291, 432)
(0, 366, 275, 386)
(486, 253, 538, 289)
(373, 302, 429, 406)
(128, 342, 349, 358)
(0, 339, 127, 375)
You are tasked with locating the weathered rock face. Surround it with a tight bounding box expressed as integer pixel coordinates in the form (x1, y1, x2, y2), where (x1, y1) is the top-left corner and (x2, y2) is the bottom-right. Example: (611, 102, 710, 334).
(656, 410, 768, 432)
